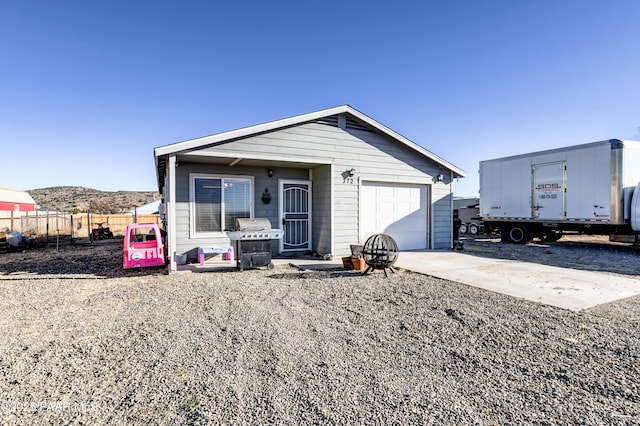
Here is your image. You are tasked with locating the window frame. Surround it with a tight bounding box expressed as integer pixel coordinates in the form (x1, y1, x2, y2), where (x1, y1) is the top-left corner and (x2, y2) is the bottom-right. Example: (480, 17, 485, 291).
(189, 173, 254, 238)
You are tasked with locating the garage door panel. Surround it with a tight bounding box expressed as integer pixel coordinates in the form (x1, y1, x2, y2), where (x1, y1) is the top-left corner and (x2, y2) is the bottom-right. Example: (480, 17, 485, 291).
(378, 186, 395, 198)
(378, 204, 395, 215)
(360, 182, 428, 250)
(395, 187, 413, 199)
(395, 202, 417, 217)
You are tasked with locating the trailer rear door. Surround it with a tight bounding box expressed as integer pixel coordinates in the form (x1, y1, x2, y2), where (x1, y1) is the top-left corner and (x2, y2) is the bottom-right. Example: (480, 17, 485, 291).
(532, 162, 566, 219)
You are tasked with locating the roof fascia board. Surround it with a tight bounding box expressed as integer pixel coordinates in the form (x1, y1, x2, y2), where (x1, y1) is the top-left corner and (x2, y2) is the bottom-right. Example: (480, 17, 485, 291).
(180, 150, 334, 165)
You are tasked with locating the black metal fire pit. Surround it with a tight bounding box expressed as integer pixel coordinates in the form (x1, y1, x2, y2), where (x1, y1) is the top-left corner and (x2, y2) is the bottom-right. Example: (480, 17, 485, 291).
(361, 234, 399, 277)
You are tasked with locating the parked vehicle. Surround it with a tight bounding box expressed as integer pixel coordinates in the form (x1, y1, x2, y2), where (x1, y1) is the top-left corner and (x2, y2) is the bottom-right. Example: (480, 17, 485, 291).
(92, 222, 114, 240)
(460, 221, 484, 236)
(457, 206, 484, 235)
(479, 139, 640, 244)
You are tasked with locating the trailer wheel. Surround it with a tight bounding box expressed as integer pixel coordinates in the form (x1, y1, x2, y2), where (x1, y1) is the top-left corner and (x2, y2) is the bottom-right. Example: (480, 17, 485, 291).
(508, 225, 532, 244)
(459, 223, 468, 234)
(468, 223, 479, 235)
(540, 229, 562, 242)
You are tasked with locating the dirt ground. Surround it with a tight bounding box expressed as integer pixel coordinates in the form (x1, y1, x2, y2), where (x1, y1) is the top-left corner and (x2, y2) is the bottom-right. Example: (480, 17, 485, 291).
(0, 238, 155, 278)
(1, 233, 638, 278)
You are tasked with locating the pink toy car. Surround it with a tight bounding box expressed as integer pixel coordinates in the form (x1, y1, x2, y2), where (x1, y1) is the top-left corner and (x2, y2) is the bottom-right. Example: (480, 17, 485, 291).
(123, 223, 165, 269)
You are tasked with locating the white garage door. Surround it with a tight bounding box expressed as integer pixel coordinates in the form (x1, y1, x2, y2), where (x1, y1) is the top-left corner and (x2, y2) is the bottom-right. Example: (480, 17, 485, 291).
(360, 182, 428, 250)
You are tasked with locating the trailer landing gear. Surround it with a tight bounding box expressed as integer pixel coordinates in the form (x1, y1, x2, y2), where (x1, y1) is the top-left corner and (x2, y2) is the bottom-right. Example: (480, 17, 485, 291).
(540, 229, 562, 242)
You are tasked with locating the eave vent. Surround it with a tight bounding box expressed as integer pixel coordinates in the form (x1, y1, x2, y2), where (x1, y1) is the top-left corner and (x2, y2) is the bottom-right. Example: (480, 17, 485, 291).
(346, 118, 373, 132)
(313, 116, 339, 127)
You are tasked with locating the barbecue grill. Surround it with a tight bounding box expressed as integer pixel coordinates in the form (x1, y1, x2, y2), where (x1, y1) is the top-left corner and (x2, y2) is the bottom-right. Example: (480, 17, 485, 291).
(226, 218, 283, 271)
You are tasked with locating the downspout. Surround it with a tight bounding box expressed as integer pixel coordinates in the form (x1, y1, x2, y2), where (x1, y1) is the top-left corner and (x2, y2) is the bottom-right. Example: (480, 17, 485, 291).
(450, 170, 454, 249)
(331, 162, 335, 256)
(429, 191, 434, 250)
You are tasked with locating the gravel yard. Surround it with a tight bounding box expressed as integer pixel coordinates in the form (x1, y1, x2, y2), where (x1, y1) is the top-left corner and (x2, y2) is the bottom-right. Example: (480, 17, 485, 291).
(1, 239, 639, 424)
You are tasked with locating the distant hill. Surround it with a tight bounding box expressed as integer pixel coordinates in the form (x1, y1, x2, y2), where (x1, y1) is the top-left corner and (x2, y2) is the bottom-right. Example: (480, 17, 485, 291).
(28, 186, 160, 214)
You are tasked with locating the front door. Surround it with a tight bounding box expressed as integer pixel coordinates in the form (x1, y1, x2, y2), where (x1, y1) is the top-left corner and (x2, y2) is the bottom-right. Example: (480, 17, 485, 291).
(279, 180, 312, 252)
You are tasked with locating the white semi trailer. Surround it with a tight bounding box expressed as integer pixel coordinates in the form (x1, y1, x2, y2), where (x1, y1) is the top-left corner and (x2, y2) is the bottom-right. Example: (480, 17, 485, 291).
(479, 139, 640, 244)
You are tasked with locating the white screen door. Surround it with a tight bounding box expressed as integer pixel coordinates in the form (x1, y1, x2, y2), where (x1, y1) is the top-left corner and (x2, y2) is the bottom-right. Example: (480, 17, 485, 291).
(279, 180, 312, 252)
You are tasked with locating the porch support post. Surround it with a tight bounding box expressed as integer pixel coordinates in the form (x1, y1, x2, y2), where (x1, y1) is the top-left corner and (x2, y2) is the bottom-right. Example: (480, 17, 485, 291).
(167, 155, 178, 272)
(330, 162, 335, 257)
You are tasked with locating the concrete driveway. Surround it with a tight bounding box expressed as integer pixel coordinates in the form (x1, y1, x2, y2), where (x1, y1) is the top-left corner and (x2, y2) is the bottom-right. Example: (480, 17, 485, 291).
(394, 251, 640, 311)
(283, 251, 640, 311)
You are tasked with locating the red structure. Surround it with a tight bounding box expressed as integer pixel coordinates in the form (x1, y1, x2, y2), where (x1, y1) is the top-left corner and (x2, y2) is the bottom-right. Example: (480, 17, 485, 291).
(0, 185, 36, 213)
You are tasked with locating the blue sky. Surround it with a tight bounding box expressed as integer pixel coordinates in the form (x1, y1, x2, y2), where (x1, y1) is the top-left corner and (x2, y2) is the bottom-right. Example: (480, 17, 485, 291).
(2, 1, 639, 197)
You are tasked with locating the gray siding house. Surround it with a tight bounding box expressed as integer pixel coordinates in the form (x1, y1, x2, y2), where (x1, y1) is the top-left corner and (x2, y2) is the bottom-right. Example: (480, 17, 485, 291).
(154, 105, 466, 272)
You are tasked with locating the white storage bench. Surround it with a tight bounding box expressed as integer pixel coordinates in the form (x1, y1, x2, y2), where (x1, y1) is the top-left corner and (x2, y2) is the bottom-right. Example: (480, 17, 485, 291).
(198, 246, 235, 266)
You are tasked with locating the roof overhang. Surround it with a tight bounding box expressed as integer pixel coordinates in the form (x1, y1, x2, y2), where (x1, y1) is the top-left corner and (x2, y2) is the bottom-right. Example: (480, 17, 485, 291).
(154, 105, 466, 192)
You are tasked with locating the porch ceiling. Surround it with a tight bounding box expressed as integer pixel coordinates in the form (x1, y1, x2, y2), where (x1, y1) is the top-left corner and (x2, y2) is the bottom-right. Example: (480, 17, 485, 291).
(156, 152, 331, 194)
(176, 152, 330, 169)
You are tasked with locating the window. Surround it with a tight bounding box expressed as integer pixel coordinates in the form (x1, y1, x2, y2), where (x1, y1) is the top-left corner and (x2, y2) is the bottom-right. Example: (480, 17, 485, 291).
(191, 175, 252, 235)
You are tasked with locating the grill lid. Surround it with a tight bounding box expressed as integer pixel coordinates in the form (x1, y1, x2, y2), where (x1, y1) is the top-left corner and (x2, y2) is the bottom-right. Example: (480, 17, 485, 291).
(236, 218, 272, 231)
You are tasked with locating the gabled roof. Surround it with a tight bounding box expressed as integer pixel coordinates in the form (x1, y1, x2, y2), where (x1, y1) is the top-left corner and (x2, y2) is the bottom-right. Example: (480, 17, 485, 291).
(0, 185, 36, 211)
(154, 105, 466, 189)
